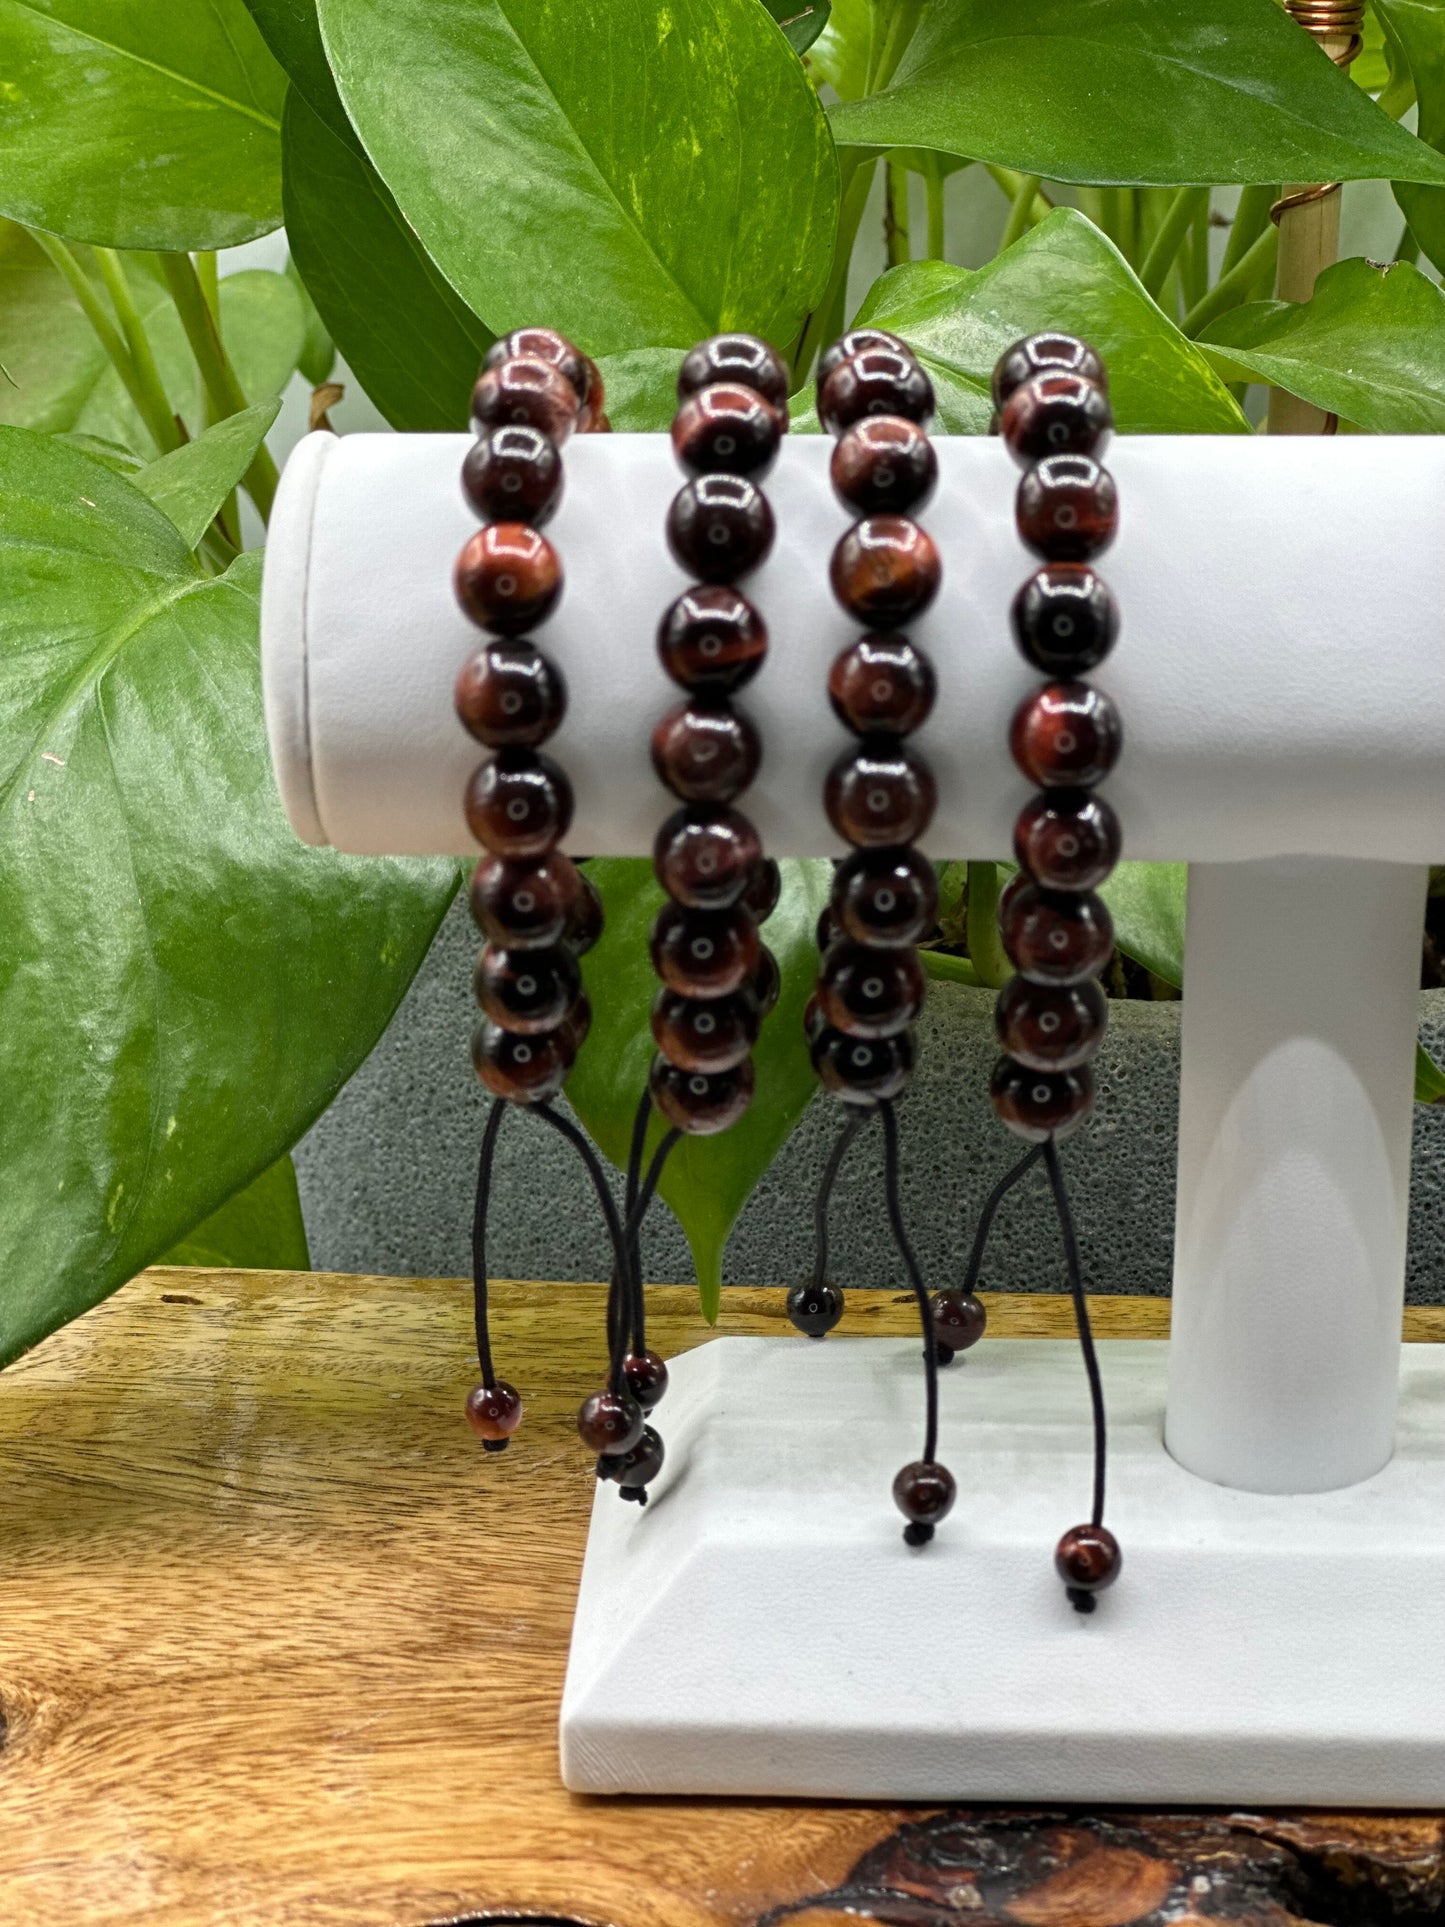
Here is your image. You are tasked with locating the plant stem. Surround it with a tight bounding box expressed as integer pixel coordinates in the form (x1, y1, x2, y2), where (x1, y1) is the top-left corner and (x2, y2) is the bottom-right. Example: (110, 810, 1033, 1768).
(965, 861, 1011, 989)
(1395, 220, 1420, 265)
(1138, 186, 1205, 299)
(196, 250, 219, 318)
(885, 158, 911, 266)
(155, 251, 278, 520)
(986, 165, 1052, 230)
(793, 154, 875, 382)
(30, 233, 172, 457)
(923, 154, 945, 259)
(1186, 194, 1211, 311)
(1220, 184, 1275, 278)
(999, 172, 1041, 252)
(92, 248, 185, 455)
(1183, 222, 1278, 336)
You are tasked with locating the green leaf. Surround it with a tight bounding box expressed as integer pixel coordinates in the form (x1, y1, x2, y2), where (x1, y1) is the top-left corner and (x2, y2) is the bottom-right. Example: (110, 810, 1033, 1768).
(805, 0, 869, 99)
(1101, 862, 1187, 988)
(287, 254, 336, 386)
(0, 221, 108, 432)
(158, 1154, 311, 1269)
(1200, 256, 1445, 431)
(1377, 1, 1445, 268)
(827, 0, 1445, 186)
(134, 400, 281, 549)
(0, 429, 456, 1367)
(592, 347, 686, 431)
(282, 88, 492, 431)
(850, 208, 1248, 434)
(0, 0, 287, 249)
(566, 857, 831, 1319)
(317, 0, 839, 357)
(920, 949, 982, 988)
(244, 0, 354, 140)
(1415, 1039, 1445, 1103)
(762, 0, 830, 56)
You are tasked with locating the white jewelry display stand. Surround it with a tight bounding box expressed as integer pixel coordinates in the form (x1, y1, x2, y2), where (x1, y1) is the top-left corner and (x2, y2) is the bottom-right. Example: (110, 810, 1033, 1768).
(262, 429, 1445, 1803)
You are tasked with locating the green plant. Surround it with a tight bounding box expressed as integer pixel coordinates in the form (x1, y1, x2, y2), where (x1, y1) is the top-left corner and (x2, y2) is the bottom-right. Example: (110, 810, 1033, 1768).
(4, 0, 1445, 1357)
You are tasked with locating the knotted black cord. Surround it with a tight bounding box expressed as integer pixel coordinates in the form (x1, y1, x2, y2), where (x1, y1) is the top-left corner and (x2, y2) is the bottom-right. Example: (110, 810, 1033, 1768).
(879, 1099, 939, 1466)
(470, 1099, 508, 1386)
(1043, 1136, 1107, 1531)
(962, 1140, 1047, 1294)
(811, 1109, 869, 1291)
(533, 1103, 635, 1394)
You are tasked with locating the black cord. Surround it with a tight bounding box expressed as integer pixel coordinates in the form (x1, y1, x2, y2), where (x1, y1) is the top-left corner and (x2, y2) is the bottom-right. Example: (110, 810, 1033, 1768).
(879, 1100, 939, 1466)
(533, 1103, 635, 1394)
(962, 1140, 1046, 1294)
(626, 1127, 682, 1248)
(470, 1099, 508, 1386)
(1043, 1137, 1107, 1530)
(812, 1110, 868, 1291)
(622, 1084, 653, 1354)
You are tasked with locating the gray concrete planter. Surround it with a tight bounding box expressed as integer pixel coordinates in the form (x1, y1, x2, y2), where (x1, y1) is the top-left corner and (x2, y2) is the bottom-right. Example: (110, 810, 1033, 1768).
(296, 897, 1445, 1303)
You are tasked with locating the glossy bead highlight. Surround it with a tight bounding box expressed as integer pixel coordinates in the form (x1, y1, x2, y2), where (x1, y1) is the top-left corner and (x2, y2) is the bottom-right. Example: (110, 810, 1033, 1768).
(671, 382, 783, 478)
(666, 473, 775, 581)
(473, 942, 581, 1034)
(818, 941, 925, 1039)
(1016, 454, 1118, 563)
(1012, 563, 1119, 675)
(1000, 370, 1112, 466)
(454, 641, 566, 749)
(464, 750, 574, 858)
(1014, 789, 1122, 891)
(657, 585, 767, 694)
(824, 745, 937, 848)
(1010, 680, 1123, 789)
(677, 332, 790, 411)
(810, 1026, 916, 1105)
(650, 986, 759, 1073)
(454, 523, 563, 635)
(828, 633, 937, 736)
(462, 424, 564, 527)
(651, 702, 761, 804)
(471, 354, 579, 444)
(469, 851, 582, 949)
(830, 415, 938, 516)
(832, 847, 939, 948)
(653, 805, 762, 909)
(1001, 882, 1115, 986)
(471, 1020, 573, 1103)
(649, 901, 760, 998)
(989, 1055, 1095, 1142)
(650, 1053, 756, 1134)
(991, 332, 1107, 411)
(994, 974, 1108, 1072)
(830, 515, 941, 624)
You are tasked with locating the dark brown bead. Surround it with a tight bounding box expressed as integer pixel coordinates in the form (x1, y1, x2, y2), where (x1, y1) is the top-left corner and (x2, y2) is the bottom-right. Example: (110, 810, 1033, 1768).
(651, 986, 758, 1072)
(652, 702, 760, 804)
(1014, 789, 1122, 891)
(465, 750, 574, 858)
(1017, 455, 1118, 563)
(742, 856, 781, 923)
(598, 1423, 666, 1497)
(653, 805, 762, 909)
(622, 1349, 669, 1411)
(931, 1290, 986, 1359)
(815, 906, 840, 955)
(811, 1025, 915, 1105)
(1000, 370, 1112, 467)
(671, 382, 783, 479)
(992, 332, 1107, 411)
(750, 943, 780, 1016)
(566, 871, 604, 956)
(577, 354, 605, 423)
(1056, 1521, 1122, 1597)
(995, 974, 1107, 1072)
(678, 333, 791, 412)
(649, 901, 759, 998)
(1001, 883, 1114, 986)
(832, 847, 938, 948)
(667, 474, 774, 582)
(560, 991, 592, 1053)
(577, 1389, 644, 1454)
(819, 347, 935, 436)
(830, 414, 938, 516)
(1010, 681, 1122, 790)
(455, 523, 563, 636)
(471, 1019, 574, 1103)
(471, 355, 579, 444)
(816, 327, 913, 392)
(657, 585, 767, 695)
(461, 424, 564, 527)
(1012, 563, 1118, 676)
(455, 641, 566, 750)
(990, 1054, 1094, 1142)
(474, 942, 581, 1034)
(828, 633, 936, 736)
(893, 1459, 955, 1545)
(786, 1278, 843, 1338)
(465, 1380, 523, 1444)
(824, 745, 936, 848)
(650, 1052, 756, 1134)
(818, 940, 924, 1039)
(997, 868, 1030, 929)
(469, 852, 582, 948)
(485, 328, 591, 406)
(830, 516, 940, 625)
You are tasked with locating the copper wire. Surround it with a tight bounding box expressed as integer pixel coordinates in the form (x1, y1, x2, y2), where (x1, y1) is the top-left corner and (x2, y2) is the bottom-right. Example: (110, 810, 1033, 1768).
(1271, 0, 1364, 221)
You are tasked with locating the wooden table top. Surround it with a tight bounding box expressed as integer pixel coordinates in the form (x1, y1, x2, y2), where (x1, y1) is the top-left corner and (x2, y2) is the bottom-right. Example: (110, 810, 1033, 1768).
(0, 1269, 1441, 1927)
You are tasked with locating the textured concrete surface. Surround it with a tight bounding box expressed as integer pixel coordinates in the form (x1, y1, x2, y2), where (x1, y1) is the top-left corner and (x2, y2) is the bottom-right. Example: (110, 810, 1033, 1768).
(295, 894, 1445, 1302)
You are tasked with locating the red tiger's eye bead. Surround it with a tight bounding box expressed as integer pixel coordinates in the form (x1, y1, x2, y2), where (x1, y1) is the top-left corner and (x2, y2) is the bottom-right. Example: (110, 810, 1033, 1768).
(1000, 370, 1112, 467)
(578, 1389, 645, 1454)
(667, 474, 775, 582)
(741, 856, 781, 923)
(657, 585, 767, 695)
(474, 942, 582, 1034)
(622, 1349, 669, 1411)
(995, 974, 1107, 1072)
(455, 523, 563, 636)
(651, 986, 759, 1072)
(1017, 455, 1118, 563)
(893, 1459, 955, 1545)
(1056, 1521, 1122, 1595)
(1010, 681, 1122, 790)
(824, 745, 937, 848)
(992, 332, 1107, 411)
(649, 901, 760, 998)
(819, 348, 935, 435)
(671, 382, 783, 478)
(455, 641, 566, 750)
(652, 702, 761, 804)
(931, 1289, 986, 1358)
(471, 1019, 574, 1102)
(462, 425, 564, 527)
(1014, 789, 1122, 891)
(828, 633, 937, 736)
(566, 872, 604, 956)
(470, 851, 582, 949)
(650, 1053, 756, 1134)
(678, 333, 791, 412)
(653, 804, 762, 909)
(830, 516, 941, 625)
(818, 941, 925, 1039)
(750, 943, 780, 1016)
(1001, 882, 1114, 986)
(471, 354, 579, 444)
(832, 847, 939, 948)
(811, 1025, 915, 1105)
(991, 1054, 1094, 1142)
(1012, 563, 1119, 675)
(465, 1380, 523, 1446)
(485, 328, 590, 405)
(830, 415, 937, 517)
(465, 750, 574, 858)
(816, 327, 914, 392)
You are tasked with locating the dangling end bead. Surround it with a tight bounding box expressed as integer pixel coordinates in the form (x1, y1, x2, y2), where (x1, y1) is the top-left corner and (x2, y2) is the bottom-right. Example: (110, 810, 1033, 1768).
(465, 1380, 523, 1444)
(786, 1278, 844, 1338)
(622, 1348, 669, 1410)
(893, 1459, 955, 1543)
(577, 1389, 645, 1455)
(931, 1289, 986, 1362)
(597, 1423, 666, 1499)
(1055, 1521, 1122, 1607)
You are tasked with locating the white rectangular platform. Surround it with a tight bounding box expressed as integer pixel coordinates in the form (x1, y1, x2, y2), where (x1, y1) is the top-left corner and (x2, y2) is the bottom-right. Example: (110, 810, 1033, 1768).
(560, 1335, 1445, 1804)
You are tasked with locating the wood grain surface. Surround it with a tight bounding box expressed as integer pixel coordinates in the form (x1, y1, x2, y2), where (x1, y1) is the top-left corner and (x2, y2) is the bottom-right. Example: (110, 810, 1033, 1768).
(0, 1269, 1440, 1927)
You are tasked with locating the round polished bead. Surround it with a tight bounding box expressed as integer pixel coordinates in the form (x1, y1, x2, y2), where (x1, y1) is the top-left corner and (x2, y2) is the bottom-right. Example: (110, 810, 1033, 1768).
(816, 327, 913, 392)
(1012, 563, 1118, 675)
(811, 1025, 915, 1105)
(786, 1278, 844, 1339)
(485, 327, 591, 406)
(471, 1019, 574, 1102)
(471, 354, 579, 444)
(1014, 789, 1122, 891)
(598, 1424, 666, 1499)
(461, 425, 563, 527)
(657, 585, 767, 695)
(741, 856, 781, 923)
(893, 1459, 956, 1546)
(465, 750, 574, 858)
(995, 974, 1107, 1072)
(677, 332, 791, 412)
(455, 523, 563, 635)
(469, 851, 582, 949)
(830, 516, 941, 625)
(671, 382, 783, 478)
(474, 942, 581, 1034)
(667, 474, 774, 582)
(622, 1350, 669, 1411)
(1001, 883, 1114, 986)
(577, 1389, 645, 1455)
(828, 633, 937, 737)
(465, 1380, 523, 1446)
(830, 415, 937, 517)
(566, 871, 604, 956)
(818, 940, 925, 1039)
(990, 1054, 1095, 1142)
(1010, 681, 1122, 790)
(992, 332, 1107, 411)
(653, 805, 762, 910)
(1017, 455, 1118, 563)
(650, 1052, 756, 1134)
(750, 943, 780, 1017)
(931, 1290, 986, 1362)
(560, 991, 592, 1053)
(652, 702, 761, 804)
(649, 902, 759, 998)
(1056, 1521, 1122, 1603)
(651, 986, 758, 1073)
(455, 641, 566, 750)
(819, 348, 934, 436)
(1000, 370, 1112, 467)
(832, 847, 938, 948)
(824, 745, 937, 848)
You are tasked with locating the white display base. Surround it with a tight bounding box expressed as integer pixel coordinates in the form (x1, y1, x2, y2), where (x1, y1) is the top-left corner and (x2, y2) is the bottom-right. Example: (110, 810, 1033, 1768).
(560, 1335, 1445, 1804)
